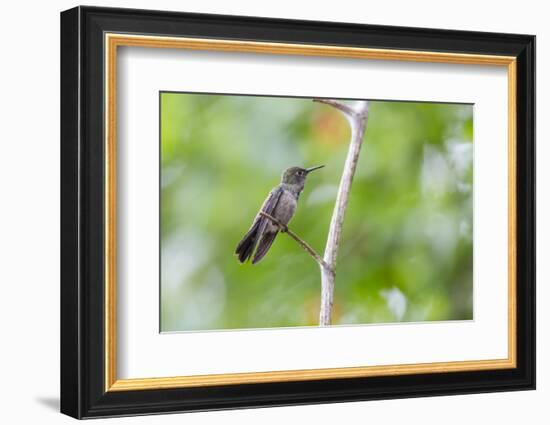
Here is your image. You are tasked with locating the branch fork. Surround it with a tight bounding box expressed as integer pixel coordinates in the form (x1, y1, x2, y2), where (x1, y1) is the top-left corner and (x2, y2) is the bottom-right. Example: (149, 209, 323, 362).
(263, 99, 369, 326)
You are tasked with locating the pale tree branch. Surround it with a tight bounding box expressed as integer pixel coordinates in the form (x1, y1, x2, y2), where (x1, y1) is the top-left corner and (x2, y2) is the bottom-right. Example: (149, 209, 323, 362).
(259, 211, 334, 275)
(260, 99, 369, 327)
(315, 99, 370, 326)
(313, 98, 357, 116)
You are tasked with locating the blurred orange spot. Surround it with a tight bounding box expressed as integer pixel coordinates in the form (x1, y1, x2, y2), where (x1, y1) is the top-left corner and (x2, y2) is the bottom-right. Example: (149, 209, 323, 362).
(311, 110, 349, 147)
(304, 296, 319, 325)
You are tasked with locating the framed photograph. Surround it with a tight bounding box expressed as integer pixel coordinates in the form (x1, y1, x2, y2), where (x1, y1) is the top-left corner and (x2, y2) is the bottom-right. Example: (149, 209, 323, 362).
(60, 6, 535, 419)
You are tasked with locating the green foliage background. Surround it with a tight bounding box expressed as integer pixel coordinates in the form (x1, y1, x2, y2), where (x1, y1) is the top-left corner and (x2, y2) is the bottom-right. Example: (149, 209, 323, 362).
(160, 93, 473, 332)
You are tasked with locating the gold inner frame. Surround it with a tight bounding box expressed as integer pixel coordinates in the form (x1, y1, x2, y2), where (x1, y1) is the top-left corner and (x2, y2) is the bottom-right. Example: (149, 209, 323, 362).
(104, 33, 517, 392)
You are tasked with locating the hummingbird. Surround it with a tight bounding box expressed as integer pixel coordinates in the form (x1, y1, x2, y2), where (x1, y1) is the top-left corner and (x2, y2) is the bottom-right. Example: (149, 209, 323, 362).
(235, 165, 324, 264)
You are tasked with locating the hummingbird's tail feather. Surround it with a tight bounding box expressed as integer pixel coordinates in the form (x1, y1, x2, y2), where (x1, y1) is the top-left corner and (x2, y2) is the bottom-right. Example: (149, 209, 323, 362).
(252, 231, 278, 264)
(235, 221, 260, 263)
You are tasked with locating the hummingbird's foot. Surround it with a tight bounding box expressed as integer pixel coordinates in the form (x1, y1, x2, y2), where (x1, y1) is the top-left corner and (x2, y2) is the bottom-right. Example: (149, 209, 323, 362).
(279, 224, 289, 233)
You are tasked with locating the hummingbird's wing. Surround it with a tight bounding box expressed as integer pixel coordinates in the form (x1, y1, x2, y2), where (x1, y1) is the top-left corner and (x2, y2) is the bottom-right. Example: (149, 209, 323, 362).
(251, 231, 278, 264)
(235, 186, 283, 263)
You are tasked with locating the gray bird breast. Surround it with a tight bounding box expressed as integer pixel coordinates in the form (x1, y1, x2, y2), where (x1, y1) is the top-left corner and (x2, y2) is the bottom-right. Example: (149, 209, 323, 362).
(269, 190, 297, 231)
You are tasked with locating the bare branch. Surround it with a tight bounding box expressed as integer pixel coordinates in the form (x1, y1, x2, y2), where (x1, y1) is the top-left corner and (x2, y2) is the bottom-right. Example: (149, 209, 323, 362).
(313, 98, 357, 116)
(316, 99, 370, 326)
(259, 211, 333, 274)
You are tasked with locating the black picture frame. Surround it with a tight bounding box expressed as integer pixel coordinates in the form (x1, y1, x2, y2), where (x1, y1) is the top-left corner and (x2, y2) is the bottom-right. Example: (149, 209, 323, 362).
(61, 5, 535, 419)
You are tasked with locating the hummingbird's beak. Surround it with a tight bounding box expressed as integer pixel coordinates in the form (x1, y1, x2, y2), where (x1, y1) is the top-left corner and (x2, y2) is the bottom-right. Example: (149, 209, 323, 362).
(305, 165, 325, 174)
